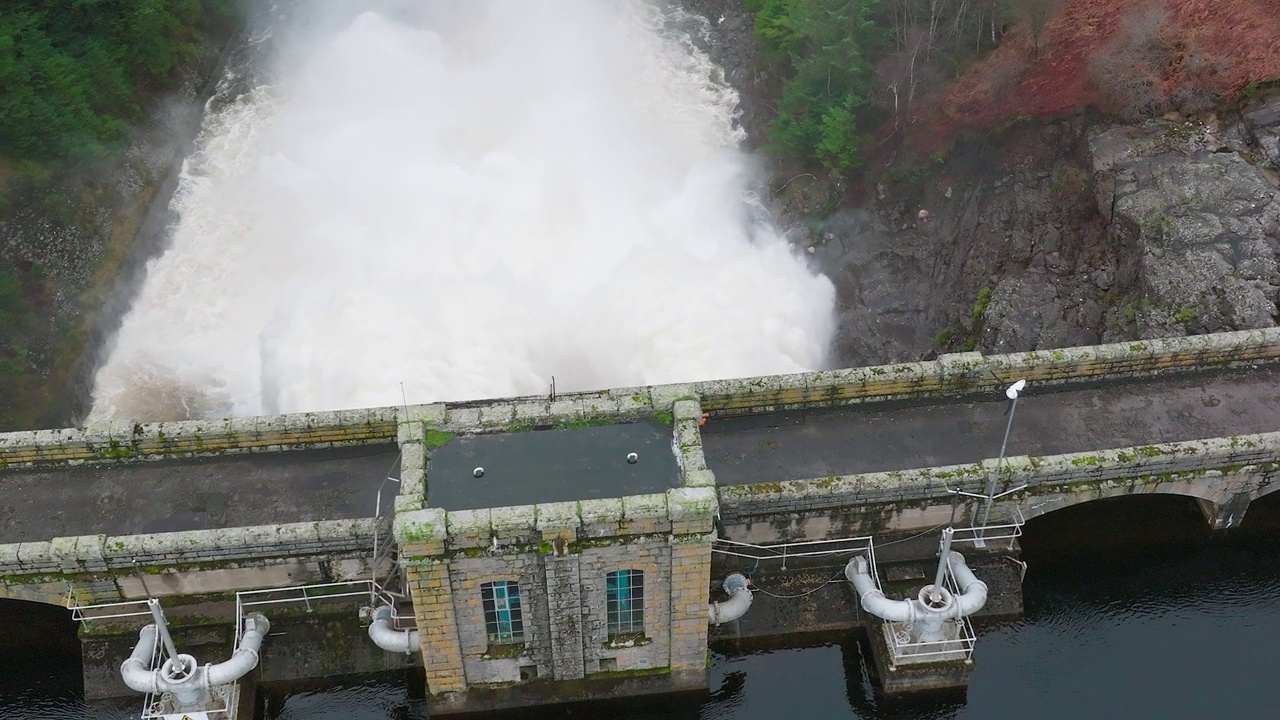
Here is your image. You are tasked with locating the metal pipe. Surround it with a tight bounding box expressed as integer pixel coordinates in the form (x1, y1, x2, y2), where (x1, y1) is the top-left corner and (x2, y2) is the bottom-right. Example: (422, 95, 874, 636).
(369, 606, 420, 655)
(844, 551, 988, 627)
(844, 556, 915, 624)
(930, 527, 955, 599)
(147, 599, 182, 669)
(206, 613, 270, 687)
(946, 551, 989, 615)
(707, 573, 753, 626)
(120, 625, 160, 694)
(159, 654, 206, 709)
(118, 613, 272, 711)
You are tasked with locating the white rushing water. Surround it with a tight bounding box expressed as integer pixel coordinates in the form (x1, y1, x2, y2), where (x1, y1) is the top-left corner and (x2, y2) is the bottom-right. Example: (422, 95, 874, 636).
(87, 0, 836, 422)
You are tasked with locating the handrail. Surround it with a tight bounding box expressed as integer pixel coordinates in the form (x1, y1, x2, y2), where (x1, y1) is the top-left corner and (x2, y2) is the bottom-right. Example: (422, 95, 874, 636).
(948, 507, 1026, 550)
(371, 474, 400, 590)
(66, 594, 155, 624)
(882, 559, 978, 663)
(713, 535, 879, 579)
(234, 579, 405, 646)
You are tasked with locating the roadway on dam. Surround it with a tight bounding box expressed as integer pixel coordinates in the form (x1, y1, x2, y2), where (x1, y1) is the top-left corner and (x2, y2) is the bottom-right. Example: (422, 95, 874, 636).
(701, 366, 1280, 486)
(0, 444, 399, 544)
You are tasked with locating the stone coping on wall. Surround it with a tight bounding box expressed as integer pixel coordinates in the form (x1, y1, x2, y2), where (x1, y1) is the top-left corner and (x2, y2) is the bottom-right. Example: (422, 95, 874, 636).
(7, 329, 1276, 472)
(394, 328, 1279, 482)
(393, 487, 718, 560)
(0, 407, 399, 469)
(0, 517, 386, 578)
(692, 328, 1280, 415)
(717, 431, 1280, 521)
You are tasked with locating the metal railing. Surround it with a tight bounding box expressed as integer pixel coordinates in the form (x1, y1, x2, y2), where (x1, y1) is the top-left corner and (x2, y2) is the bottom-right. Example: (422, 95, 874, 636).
(67, 594, 156, 624)
(882, 557, 978, 664)
(948, 506, 1026, 550)
(233, 579, 404, 646)
(142, 686, 233, 720)
(371, 473, 403, 596)
(713, 535, 878, 574)
(884, 617, 977, 664)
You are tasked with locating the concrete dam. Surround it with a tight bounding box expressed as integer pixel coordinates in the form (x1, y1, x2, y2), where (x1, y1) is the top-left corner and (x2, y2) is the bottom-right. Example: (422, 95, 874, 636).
(2, 328, 1279, 715)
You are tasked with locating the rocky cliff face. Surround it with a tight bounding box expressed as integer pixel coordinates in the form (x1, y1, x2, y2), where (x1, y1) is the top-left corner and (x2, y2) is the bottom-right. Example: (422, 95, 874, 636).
(682, 0, 1280, 368)
(1091, 110, 1280, 340)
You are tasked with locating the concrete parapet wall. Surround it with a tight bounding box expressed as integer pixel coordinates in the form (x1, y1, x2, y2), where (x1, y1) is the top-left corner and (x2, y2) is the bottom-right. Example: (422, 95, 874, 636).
(0, 517, 384, 605)
(718, 431, 1280, 539)
(396, 488, 718, 557)
(433, 387, 659, 434)
(0, 407, 398, 469)
(694, 328, 1280, 414)
(393, 329, 1280, 450)
(6, 329, 1275, 472)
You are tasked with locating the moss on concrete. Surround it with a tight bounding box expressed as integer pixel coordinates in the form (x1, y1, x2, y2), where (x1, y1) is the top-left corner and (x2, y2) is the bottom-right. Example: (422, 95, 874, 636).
(424, 428, 456, 450)
(586, 665, 669, 680)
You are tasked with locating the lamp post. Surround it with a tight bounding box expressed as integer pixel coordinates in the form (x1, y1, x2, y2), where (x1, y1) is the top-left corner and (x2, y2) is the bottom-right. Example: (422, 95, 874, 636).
(977, 380, 1026, 543)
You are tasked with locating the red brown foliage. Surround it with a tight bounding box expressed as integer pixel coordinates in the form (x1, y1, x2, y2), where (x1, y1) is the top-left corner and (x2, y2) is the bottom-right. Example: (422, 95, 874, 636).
(940, 0, 1280, 129)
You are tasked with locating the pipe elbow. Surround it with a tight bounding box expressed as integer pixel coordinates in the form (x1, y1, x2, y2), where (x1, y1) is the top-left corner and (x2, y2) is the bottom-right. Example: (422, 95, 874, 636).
(369, 606, 420, 655)
(120, 625, 160, 694)
(708, 574, 753, 626)
(844, 556, 879, 599)
(845, 556, 916, 624)
(946, 552, 989, 616)
(205, 613, 271, 688)
(843, 555, 869, 584)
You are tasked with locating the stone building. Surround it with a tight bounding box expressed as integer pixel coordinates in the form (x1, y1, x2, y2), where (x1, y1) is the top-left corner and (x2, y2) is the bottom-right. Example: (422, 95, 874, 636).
(392, 400, 719, 714)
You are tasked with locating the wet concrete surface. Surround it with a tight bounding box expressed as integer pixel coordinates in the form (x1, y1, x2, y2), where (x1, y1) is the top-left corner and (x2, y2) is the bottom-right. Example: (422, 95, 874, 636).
(0, 443, 400, 544)
(428, 419, 679, 511)
(702, 366, 1280, 486)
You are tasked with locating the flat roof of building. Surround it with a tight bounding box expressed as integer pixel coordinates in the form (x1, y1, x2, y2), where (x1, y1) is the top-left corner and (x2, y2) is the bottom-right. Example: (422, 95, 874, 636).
(427, 419, 679, 511)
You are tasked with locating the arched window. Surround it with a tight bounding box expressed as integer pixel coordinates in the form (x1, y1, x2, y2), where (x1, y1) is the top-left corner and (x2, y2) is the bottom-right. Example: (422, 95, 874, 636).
(605, 569, 645, 638)
(481, 580, 524, 645)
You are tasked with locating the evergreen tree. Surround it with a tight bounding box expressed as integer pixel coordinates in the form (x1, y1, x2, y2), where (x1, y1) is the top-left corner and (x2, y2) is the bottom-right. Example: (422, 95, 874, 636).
(748, 0, 887, 175)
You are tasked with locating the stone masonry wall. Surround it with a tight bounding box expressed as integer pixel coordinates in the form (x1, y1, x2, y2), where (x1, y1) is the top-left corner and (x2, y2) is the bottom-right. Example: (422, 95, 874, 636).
(394, 487, 717, 704)
(579, 541, 672, 675)
(0, 517, 382, 606)
(692, 327, 1280, 415)
(387, 329, 1280, 466)
(718, 431, 1280, 541)
(0, 407, 398, 469)
(450, 552, 545, 684)
(6, 329, 1273, 474)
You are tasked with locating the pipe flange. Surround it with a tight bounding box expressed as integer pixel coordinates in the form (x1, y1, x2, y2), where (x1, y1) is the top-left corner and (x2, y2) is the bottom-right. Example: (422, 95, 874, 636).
(160, 654, 198, 683)
(918, 585, 954, 611)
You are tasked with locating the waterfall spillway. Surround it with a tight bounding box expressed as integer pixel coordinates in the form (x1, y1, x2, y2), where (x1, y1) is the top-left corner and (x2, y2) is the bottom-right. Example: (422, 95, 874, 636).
(87, 0, 836, 423)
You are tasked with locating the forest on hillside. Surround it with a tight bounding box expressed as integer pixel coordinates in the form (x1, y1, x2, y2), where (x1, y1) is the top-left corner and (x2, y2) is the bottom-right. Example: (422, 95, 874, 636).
(0, 0, 236, 428)
(0, 0, 235, 194)
(748, 0, 1280, 177)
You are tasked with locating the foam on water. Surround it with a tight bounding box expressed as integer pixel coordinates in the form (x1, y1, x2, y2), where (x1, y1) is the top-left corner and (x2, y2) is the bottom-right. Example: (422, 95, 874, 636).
(87, 0, 836, 421)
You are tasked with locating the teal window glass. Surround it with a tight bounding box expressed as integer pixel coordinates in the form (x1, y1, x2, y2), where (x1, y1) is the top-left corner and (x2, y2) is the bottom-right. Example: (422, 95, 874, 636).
(606, 569, 645, 637)
(481, 581, 524, 644)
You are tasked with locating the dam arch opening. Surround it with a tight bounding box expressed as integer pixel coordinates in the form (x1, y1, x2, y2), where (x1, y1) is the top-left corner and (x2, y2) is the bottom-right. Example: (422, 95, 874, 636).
(1019, 494, 1211, 569)
(0, 599, 84, 711)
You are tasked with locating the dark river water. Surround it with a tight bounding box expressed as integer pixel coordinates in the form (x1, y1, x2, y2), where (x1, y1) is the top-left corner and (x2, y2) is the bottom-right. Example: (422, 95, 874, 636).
(4, 492, 1279, 720)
